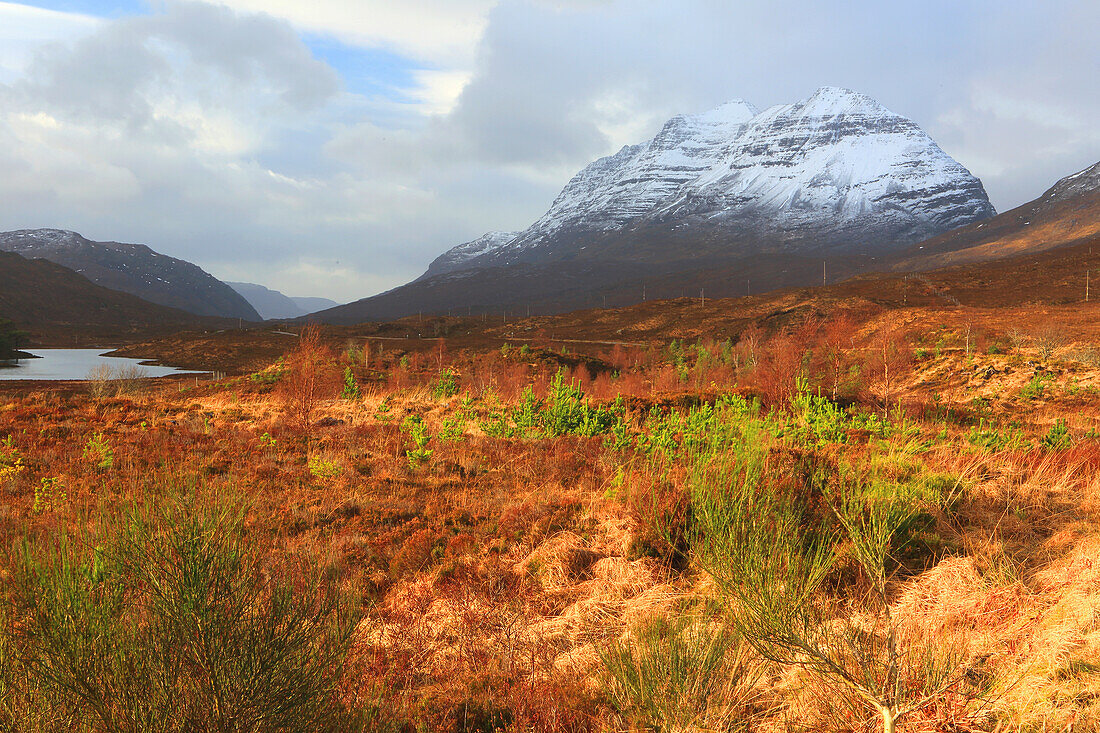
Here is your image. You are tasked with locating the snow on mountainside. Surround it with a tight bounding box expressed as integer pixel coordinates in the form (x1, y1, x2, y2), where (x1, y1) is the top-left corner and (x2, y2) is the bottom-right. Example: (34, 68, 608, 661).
(421, 231, 519, 279)
(429, 87, 994, 274)
(1041, 160, 1100, 201)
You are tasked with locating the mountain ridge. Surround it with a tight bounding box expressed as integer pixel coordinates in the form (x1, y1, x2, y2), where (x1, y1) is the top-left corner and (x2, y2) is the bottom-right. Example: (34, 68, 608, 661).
(0, 229, 261, 321)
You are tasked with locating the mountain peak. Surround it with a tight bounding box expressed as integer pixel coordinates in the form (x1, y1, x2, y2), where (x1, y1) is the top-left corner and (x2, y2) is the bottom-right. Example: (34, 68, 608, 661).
(799, 86, 890, 116)
(693, 99, 759, 125)
(3, 228, 87, 249)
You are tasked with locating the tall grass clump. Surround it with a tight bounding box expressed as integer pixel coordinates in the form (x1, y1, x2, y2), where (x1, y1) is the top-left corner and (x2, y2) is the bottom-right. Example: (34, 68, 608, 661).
(601, 615, 758, 732)
(0, 493, 363, 732)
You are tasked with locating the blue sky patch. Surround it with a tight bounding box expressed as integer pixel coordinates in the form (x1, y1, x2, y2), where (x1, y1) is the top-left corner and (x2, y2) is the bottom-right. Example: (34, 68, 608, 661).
(12, 0, 150, 18)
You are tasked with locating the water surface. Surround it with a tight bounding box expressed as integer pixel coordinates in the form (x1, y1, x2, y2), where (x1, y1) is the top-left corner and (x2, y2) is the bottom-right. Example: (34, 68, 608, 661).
(0, 349, 199, 381)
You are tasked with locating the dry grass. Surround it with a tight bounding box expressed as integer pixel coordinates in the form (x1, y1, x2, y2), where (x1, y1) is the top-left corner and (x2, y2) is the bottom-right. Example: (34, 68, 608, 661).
(3, 310, 1100, 731)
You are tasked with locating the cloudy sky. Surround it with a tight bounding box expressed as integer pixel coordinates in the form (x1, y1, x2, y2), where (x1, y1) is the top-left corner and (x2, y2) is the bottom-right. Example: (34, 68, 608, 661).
(0, 0, 1096, 302)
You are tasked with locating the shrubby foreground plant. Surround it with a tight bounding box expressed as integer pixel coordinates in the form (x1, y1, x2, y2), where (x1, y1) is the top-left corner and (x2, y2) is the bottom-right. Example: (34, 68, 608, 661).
(0, 493, 362, 733)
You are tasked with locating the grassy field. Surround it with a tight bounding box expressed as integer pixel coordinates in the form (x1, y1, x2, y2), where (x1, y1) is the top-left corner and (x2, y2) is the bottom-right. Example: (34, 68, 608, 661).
(1, 311, 1099, 732)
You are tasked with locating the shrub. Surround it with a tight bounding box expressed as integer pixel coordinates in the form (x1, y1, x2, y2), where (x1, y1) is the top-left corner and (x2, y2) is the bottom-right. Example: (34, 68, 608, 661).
(309, 455, 344, 480)
(689, 436, 980, 733)
(32, 477, 65, 514)
(1041, 419, 1072, 450)
(341, 366, 360, 400)
(0, 496, 362, 731)
(0, 437, 24, 485)
(1019, 372, 1052, 400)
(82, 433, 114, 471)
(402, 415, 433, 467)
(432, 368, 459, 399)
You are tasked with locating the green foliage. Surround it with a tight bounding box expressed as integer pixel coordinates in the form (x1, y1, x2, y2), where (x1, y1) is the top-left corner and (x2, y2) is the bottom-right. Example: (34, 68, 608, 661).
(432, 368, 458, 399)
(82, 433, 114, 471)
(373, 396, 394, 422)
(32, 477, 65, 514)
(966, 419, 1029, 452)
(481, 371, 627, 440)
(686, 424, 970, 733)
(249, 359, 286, 385)
(630, 395, 759, 459)
(1041, 419, 1072, 450)
(402, 415, 433, 467)
(341, 366, 360, 400)
(0, 437, 24, 484)
(436, 417, 465, 444)
(601, 616, 755, 731)
(783, 378, 884, 446)
(1019, 372, 1053, 400)
(0, 497, 362, 732)
(308, 455, 344, 480)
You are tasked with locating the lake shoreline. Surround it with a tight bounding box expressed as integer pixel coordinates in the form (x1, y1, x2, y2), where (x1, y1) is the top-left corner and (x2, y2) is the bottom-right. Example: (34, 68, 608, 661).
(0, 348, 205, 382)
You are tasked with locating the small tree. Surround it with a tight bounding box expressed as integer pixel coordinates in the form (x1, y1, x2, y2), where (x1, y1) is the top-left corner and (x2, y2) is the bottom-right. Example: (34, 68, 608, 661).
(277, 325, 341, 445)
(864, 325, 912, 419)
(822, 313, 859, 401)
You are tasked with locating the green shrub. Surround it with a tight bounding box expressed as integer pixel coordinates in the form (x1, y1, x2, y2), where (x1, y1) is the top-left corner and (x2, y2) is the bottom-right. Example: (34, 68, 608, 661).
(402, 415, 433, 466)
(1019, 372, 1052, 400)
(0, 437, 24, 485)
(966, 419, 1029, 452)
(308, 455, 344, 480)
(82, 433, 114, 471)
(1041, 419, 1072, 450)
(432, 368, 458, 399)
(0, 496, 362, 732)
(341, 366, 360, 400)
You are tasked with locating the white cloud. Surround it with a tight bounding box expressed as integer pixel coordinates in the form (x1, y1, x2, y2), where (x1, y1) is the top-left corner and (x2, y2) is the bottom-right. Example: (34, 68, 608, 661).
(212, 0, 498, 67)
(0, 2, 99, 81)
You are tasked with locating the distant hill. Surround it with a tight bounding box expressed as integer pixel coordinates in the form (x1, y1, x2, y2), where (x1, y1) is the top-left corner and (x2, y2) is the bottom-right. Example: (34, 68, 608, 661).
(291, 296, 339, 314)
(0, 251, 225, 344)
(892, 159, 1100, 272)
(0, 229, 261, 321)
(227, 282, 340, 319)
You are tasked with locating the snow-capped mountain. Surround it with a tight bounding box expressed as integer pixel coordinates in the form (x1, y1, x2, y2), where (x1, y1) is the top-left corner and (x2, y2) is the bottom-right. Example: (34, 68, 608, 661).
(318, 87, 996, 323)
(432, 87, 992, 273)
(0, 229, 260, 321)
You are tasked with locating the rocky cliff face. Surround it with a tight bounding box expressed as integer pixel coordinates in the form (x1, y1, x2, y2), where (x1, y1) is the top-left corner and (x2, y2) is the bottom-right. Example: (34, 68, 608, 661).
(0, 229, 260, 321)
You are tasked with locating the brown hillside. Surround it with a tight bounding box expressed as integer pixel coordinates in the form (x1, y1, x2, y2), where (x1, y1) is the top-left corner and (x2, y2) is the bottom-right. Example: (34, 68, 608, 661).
(893, 188, 1100, 271)
(0, 251, 232, 345)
